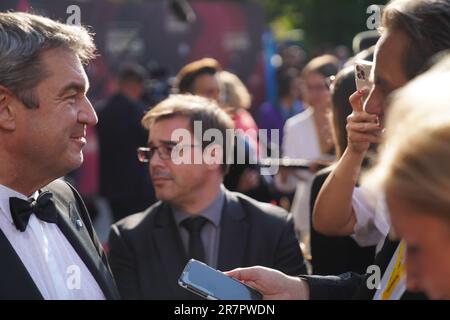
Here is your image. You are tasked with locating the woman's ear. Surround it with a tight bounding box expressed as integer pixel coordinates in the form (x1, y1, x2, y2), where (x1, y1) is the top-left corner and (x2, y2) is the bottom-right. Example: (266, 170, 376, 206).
(0, 87, 17, 131)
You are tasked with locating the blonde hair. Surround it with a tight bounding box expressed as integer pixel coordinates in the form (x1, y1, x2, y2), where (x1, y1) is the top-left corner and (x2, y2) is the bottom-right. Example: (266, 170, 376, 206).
(363, 54, 450, 219)
(217, 71, 251, 110)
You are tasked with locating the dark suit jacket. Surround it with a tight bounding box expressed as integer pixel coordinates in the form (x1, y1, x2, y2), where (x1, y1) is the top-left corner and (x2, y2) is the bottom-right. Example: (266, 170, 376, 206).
(0, 179, 120, 300)
(309, 167, 375, 275)
(108, 189, 306, 300)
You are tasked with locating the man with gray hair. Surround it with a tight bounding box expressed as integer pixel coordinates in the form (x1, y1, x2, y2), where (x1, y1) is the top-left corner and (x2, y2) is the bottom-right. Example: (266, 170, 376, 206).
(0, 12, 119, 299)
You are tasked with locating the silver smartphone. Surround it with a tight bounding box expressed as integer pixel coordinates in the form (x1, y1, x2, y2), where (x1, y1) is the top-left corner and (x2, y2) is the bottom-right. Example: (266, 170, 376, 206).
(178, 259, 263, 300)
(354, 60, 373, 91)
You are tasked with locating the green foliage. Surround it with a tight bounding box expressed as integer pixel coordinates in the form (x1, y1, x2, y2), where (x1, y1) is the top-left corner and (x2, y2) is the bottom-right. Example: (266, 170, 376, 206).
(253, 0, 388, 51)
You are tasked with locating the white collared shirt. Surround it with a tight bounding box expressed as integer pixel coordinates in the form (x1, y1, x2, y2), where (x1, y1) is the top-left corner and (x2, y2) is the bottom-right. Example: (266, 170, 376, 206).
(0, 184, 105, 300)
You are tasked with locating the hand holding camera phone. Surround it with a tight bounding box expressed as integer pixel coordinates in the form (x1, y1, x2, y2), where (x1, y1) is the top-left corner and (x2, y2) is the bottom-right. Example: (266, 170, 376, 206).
(178, 259, 263, 300)
(354, 60, 373, 92)
(354, 60, 381, 123)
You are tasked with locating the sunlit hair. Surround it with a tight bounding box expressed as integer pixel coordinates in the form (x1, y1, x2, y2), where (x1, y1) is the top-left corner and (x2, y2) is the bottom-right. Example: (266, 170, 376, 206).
(217, 71, 251, 110)
(301, 54, 339, 79)
(381, 0, 450, 79)
(0, 12, 96, 109)
(363, 54, 450, 220)
(174, 58, 221, 94)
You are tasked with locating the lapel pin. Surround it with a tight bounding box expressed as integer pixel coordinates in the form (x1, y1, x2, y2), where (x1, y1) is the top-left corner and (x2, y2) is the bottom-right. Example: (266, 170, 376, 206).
(69, 202, 84, 231)
(75, 219, 83, 230)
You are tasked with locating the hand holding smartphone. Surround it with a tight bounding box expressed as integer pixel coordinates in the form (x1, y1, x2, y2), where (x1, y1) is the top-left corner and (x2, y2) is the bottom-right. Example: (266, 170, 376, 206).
(354, 59, 373, 92)
(354, 59, 381, 125)
(178, 259, 263, 300)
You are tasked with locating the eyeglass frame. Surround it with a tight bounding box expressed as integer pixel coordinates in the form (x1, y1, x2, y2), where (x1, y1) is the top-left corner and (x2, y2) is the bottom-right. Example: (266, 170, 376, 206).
(137, 143, 201, 163)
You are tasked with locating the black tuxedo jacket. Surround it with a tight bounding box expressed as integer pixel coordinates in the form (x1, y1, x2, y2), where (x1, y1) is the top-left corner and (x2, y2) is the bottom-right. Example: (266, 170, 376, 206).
(108, 189, 306, 299)
(0, 179, 120, 300)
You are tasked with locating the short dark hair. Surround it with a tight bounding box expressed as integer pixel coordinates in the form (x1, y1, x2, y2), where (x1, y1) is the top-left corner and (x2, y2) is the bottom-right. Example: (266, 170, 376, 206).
(142, 94, 234, 174)
(302, 54, 340, 79)
(174, 58, 221, 94)
(276, 67, 300, 100)
(118, 63, 148, 85)
(331, 66, 356, 158)
(382, 0, 450, 79)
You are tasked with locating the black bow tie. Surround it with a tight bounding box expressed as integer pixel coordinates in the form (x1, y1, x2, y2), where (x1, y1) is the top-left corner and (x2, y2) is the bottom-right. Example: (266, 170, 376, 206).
(9, 191, 58, 232)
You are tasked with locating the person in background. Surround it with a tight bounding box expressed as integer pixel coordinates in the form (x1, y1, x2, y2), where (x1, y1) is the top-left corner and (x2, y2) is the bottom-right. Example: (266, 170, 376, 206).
(217, 70, 259, 152)
(283, 54, 339, 162)
(280, 55, 339, 250)
(258, 67, 305, 151)
(217, 70, 272, 202)
(97, 63, 156, 222)
(108, 95, 306, 299)
(174, 57, 221, 101)
(174, 62, 272, 202)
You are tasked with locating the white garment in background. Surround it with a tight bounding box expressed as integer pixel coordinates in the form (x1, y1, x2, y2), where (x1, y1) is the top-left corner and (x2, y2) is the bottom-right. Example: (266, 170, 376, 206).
(282, 108, 332, 249)
(283, 108, 322, 161)
(0, 184, 105, 300)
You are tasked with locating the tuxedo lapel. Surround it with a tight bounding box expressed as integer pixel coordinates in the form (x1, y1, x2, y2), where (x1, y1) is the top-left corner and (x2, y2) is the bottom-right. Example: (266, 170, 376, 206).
(0, 229, 43, 299)
(217, 191, 248, 272)
(43, 184, 118, 300)
(152, 204, 192, 298)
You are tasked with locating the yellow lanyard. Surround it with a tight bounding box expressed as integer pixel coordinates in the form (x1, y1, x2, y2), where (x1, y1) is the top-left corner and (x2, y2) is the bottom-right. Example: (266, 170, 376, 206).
(381, 240, 406, 300)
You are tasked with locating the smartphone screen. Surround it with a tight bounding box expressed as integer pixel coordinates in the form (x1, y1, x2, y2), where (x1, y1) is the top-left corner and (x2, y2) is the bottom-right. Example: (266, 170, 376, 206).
(178, 259, 263, 300)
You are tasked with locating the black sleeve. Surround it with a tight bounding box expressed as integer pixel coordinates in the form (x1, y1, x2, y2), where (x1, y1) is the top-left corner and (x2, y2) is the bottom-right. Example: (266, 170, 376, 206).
(107, 225, 141, 300)
(301, 272, 366, 300)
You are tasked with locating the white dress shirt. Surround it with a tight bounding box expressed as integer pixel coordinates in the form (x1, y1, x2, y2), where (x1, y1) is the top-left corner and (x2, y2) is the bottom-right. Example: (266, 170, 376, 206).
(0, 184, 105, 300)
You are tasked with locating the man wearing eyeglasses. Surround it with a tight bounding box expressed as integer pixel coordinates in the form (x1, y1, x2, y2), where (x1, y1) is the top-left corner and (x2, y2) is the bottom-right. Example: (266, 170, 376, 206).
(108, 94, 306, 299)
